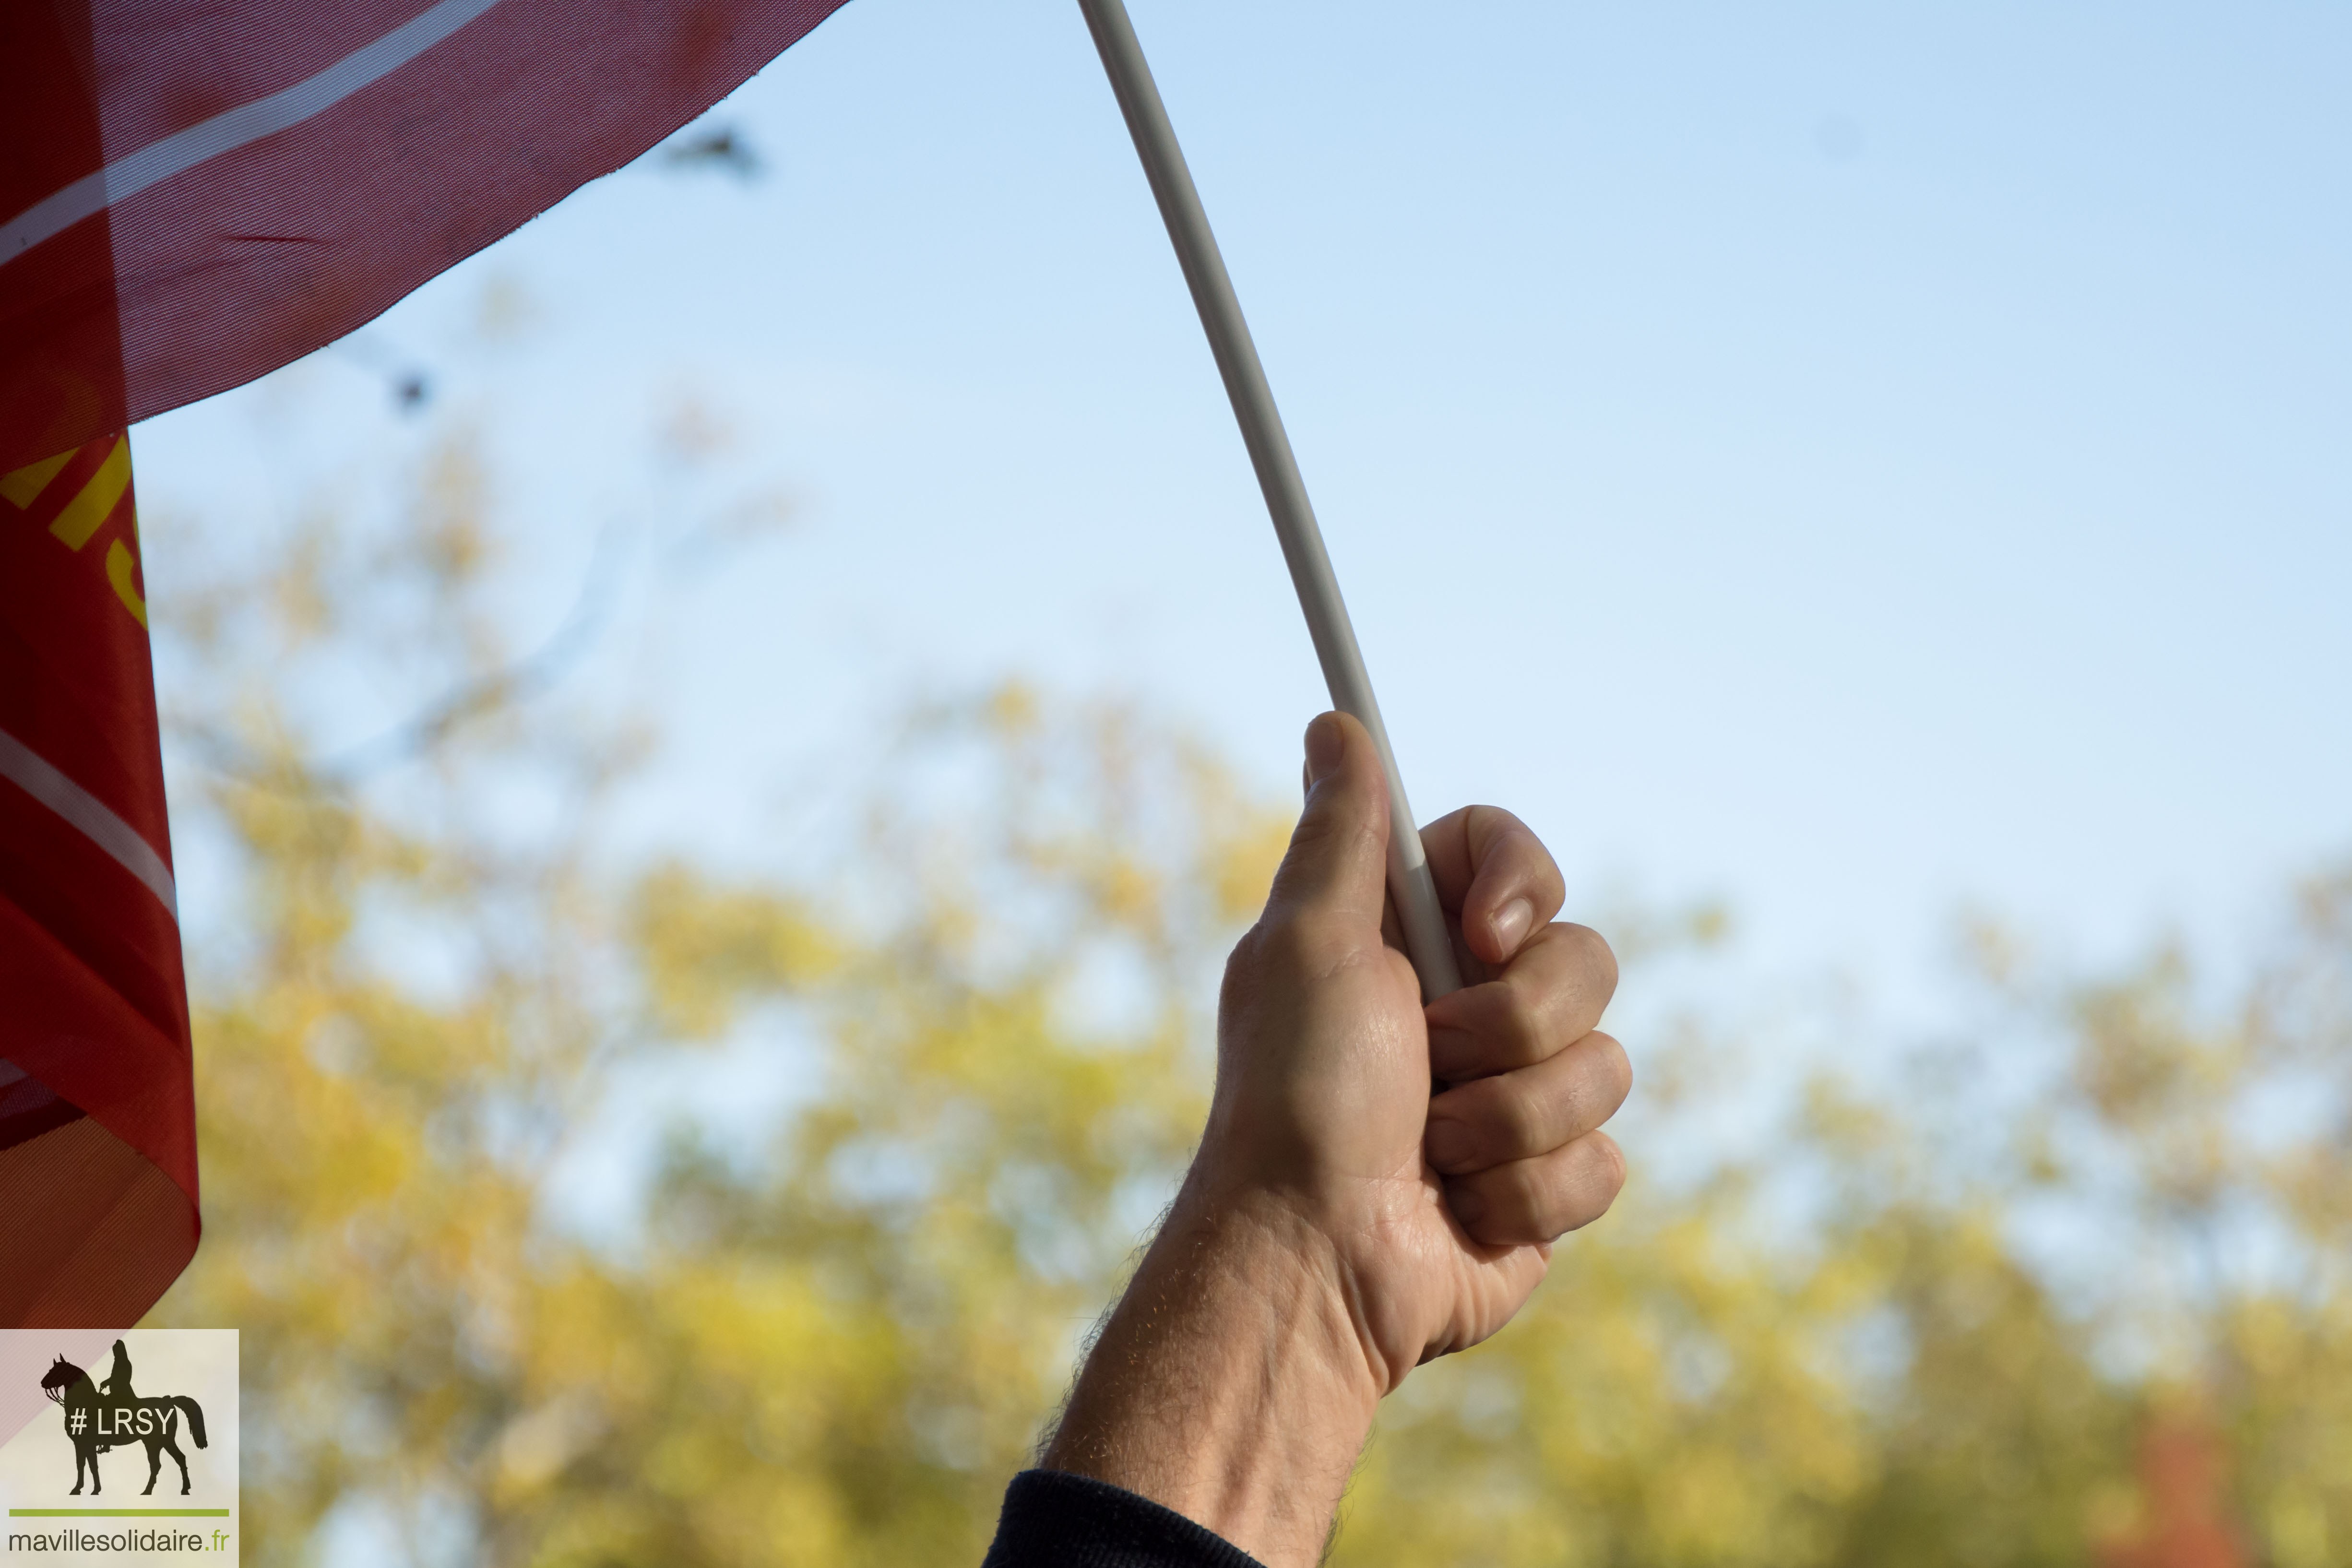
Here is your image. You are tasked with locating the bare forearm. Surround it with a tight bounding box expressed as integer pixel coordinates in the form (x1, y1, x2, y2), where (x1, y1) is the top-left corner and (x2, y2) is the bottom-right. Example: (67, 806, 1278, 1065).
(1009, 717, 1630, 1568)
(1042, 1188, 1380, 1568)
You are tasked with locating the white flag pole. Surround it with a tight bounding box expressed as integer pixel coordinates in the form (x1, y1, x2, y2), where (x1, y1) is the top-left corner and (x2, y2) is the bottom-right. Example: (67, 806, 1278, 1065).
(1076, 0, 1464, 1002)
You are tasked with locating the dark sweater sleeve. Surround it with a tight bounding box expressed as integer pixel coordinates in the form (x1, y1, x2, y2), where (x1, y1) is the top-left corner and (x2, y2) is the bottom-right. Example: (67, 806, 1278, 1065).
(981, 1469, 1268, 1568)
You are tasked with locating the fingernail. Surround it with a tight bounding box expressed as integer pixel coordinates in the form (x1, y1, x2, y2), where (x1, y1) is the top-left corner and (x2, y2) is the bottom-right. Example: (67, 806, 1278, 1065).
(1448, 1183, 1486, 1228)
(1425, 1116, 1472, 1172)
(1493, 897, 1535, 956)
(1304, 713, 1344, 784)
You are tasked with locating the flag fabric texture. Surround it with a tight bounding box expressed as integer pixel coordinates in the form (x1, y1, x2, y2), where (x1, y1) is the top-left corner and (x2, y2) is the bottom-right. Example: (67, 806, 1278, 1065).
(2, 0, 855, 1325)
(1, 432, 187, 1327)
(3, 0, 854, 475)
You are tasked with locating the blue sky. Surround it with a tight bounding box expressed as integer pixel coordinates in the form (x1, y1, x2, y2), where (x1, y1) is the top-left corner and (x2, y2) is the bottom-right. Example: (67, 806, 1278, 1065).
(140, 0, 2352, 1022)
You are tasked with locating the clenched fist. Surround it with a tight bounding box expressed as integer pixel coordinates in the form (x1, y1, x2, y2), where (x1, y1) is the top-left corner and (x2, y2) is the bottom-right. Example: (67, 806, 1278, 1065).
(1038, 713, 1629, 1568)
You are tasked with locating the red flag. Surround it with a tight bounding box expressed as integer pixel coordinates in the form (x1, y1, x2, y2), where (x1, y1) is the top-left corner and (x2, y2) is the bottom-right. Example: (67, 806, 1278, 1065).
(2, 432, 191, 1327)
(1, 0, 854, 474)
(1, 0, 854, 1322)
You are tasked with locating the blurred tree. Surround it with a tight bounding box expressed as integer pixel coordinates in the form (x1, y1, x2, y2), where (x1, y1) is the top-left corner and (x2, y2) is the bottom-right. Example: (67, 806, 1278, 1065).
(143, 432, 2350, 1567)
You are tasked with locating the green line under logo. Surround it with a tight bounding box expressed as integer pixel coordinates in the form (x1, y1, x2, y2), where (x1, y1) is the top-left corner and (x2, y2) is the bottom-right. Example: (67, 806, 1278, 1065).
(9, 1508, 231, 1517)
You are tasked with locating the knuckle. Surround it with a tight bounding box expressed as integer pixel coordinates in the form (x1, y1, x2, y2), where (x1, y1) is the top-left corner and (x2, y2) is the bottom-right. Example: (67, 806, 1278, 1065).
(1222, 923, 1272, 989)
(1482, 1075, 1544, 1154)
(1507, 1158, 1553, 1217)
(1484, 981, 1548, 1068)
(1463, 803, 1520, 847)
(1588, 1032, 1634, 1107)
(1287, 796, 1381, 861)
(1249, 908, 1316, 962)
(1562, 922, 1620, 998)
(1536, 1137, 1627, 1241)
(1582, 1131, 1628, 1198)
(1250, 907, 1373, 985)
(1488, 1162, 1556, 1243)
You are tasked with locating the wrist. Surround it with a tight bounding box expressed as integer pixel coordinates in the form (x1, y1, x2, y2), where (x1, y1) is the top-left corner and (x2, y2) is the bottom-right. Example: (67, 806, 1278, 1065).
(1168, 1176, 1391, 1414)
(1171, 1158, 1401, 1386)
(1043, 1180, 1383, 1568)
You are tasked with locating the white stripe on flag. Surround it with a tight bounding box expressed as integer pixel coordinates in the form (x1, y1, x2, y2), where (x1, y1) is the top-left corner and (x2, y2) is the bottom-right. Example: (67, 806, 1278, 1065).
(0, 727, 178, 923)
(1, 0, 507, 262)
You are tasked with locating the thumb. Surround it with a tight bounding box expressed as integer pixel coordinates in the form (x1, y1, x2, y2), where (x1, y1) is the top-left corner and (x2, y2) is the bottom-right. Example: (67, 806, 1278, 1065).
(1265, 712, 1392, 934)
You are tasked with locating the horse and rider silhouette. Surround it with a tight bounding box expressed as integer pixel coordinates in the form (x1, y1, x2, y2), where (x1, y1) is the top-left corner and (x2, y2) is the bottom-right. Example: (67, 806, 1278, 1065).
(37, 1340, 209, 1497)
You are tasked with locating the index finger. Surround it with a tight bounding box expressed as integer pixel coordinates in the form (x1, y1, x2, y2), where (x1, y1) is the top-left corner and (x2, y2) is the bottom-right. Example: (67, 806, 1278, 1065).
(1419, 805, 1567, 968)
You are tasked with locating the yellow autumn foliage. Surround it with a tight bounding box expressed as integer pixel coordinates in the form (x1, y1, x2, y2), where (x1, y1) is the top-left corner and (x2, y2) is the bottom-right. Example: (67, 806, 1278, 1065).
(144, 445, 2352, 1567)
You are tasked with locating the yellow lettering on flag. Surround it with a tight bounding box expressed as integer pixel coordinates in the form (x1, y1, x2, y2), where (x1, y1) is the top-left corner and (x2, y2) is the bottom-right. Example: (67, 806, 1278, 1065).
(1, 448, 76, 509)
(48, 438, 133, 549)
(107, 539, 149, 627)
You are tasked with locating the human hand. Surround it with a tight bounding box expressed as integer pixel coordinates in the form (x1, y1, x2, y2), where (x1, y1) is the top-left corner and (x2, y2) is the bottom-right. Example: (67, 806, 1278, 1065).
(1200, 708, 1629, 1387)
(1038, 712, 1628, 1567)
